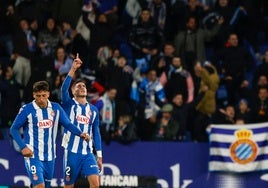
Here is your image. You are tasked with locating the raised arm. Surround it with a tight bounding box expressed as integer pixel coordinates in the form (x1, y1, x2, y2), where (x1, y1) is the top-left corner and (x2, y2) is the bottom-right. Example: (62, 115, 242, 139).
(61, 54, 82, 104)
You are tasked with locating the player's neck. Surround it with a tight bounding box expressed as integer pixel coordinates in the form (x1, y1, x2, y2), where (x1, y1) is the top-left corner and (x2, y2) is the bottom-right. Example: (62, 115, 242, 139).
(75, 96, 87, 105)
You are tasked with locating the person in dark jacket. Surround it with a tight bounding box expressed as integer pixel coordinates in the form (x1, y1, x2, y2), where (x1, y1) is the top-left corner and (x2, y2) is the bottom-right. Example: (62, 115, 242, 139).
(129, 8, 164, 61)
(161, 56, 194, 103)
(253, 50, 268, 88)
(153, 103, 180, 141)
(113, 114, 138, 144)
(11, 18, 33, 88)
(212, 33, 255, 105)
(251, 86, 268, 123)
(174, 15, 223, 69)
(105, 56, 133, 117)
(0, 65, 21, 139)
(82, 10, 114, 70)
(211, 104, 236, 124)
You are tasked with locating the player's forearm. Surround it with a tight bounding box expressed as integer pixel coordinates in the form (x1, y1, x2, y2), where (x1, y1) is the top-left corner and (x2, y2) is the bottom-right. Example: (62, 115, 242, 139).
(68, 66, 77, 77)
(65, 123, 83, 136)
(93, 133, 102, 153)
(61, 75, 72, 101)
(10, 126, 26, 150)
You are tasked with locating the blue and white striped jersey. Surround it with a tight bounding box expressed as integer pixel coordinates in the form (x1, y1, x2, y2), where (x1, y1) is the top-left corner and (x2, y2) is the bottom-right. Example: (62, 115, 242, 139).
(10, 100, 83, 161)
(61, 75, 102, 155)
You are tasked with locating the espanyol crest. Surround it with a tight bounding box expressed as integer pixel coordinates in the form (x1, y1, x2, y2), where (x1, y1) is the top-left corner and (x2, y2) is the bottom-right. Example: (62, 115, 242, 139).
(230, 129, 258, 164)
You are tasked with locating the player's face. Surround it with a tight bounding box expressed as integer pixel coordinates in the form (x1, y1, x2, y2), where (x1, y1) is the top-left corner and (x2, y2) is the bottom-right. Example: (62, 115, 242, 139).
(33, 90, 50, 108)
(73, 82, 87, 98)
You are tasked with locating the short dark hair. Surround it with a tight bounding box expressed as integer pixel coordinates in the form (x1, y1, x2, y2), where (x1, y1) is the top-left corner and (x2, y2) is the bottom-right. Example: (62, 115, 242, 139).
(71, 79, 87, 89)
(33, 81, 50, 92)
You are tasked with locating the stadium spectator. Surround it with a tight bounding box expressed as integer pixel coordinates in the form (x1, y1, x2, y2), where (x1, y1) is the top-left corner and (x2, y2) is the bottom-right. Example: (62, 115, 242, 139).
(0, 2, 14, 63)
(50, 74, 64, 103)
(249, 75, 268, 103)
(122, 0, 148, 26)
(105, 56, 133, 117)
(251, 86, 268, 123)
(54, 46, 73, 77)
(147, 0, 167, 32)
(253, 50, 268, 88)
(171, 93, 189, 141)
(60, 20, 88, 63)
(99, 86, 117, 145)
(11, 18, 34, 100)
(174, 15, 223, 71)
(37, 17, 62, 80)
(82, 10, 114, 70)
(212, 33, 255, 105)
(235, 98, 253, 124)
(192, 61, 219, 142)
(211, 104, 236, 124)
(209, 0, 241, 49)
(150, 42, 176, 77)
(112, 114, 138, 144)
(0, 65, 21, 140)
(134, 68, 166, 141)
(161, 56, 194, 103)
(153, 103, 179, 141)
(129, 8, 164, 62)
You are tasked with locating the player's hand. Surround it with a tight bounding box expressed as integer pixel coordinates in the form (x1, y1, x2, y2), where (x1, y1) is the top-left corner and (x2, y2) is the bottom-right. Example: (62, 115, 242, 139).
(73, 53, 82, 69)
(80, 132, 90, 141)
(97, 157, 103, 174)
(21, 146, 33, 157)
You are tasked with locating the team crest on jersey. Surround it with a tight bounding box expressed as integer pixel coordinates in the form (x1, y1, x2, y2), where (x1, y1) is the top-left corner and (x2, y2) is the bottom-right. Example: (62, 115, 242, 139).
(230, 129, 258, 164)
(33, 174, 38, 180)
(50, 110, 55, 117)
(76, 115, 90, 124)
(38, 119, 53, 128)
(88, 110, 92, 117)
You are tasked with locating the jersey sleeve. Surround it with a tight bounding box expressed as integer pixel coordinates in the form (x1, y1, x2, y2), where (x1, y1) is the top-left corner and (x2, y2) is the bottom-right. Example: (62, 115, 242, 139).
(10, 106, 28, 150)
(61, 75, 72, 106)
(58, 104, 83, 136)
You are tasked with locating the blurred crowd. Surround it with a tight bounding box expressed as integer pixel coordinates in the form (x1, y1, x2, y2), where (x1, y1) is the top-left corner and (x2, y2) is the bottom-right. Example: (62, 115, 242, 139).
(0, 0, 268, 144)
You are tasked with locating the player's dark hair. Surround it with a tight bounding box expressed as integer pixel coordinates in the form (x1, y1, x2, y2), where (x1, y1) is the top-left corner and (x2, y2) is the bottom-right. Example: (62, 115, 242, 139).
(33, 81, 50, 92)
(71, 79, 87, 89)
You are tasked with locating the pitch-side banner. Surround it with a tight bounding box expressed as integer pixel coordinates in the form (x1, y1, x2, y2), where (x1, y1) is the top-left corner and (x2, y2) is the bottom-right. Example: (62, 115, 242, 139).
(0, 140, 208, 187)
(209, 122, 268, 172)
(1, 139, 268, 187)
